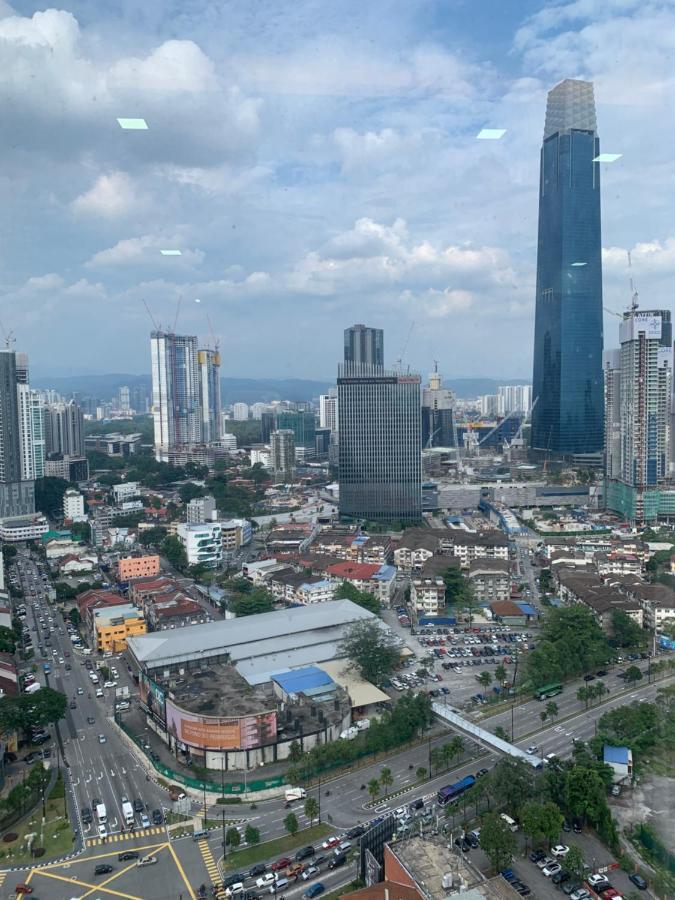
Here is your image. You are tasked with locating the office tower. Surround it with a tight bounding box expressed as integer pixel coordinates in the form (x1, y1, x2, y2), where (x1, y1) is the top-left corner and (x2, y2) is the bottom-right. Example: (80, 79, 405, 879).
(338, 361, 422, 523)
(422, 369, 456, 448)
(150, 331, 201, 462)
(260, 411, 275, 443)
(605, 310, 673, 524)
(344, 324, 384, 367)
(478, 394, 504, 418)
(131, 384, 148, 415)
(270, 429, 295, 483)
(319, 390, 338, 431)
(118, 385, 131, 412)
(275, 410, 316, 449)
(186, 494, 217, 524)
(44, 400, 85, 457)
(198, 348, 221, 444)
(498, 385, 532, 415)
(531, 79, 604, 457)
(0, 351, 35, 518)
(232, 402, 249, 421)
(250, 402, 270, 420)
(603, 350, 622, 481)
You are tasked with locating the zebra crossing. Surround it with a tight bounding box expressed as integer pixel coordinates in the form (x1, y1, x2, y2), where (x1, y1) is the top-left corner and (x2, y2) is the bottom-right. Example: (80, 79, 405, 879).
(87, 825, 166, 846)
(196, 837, 226, 898)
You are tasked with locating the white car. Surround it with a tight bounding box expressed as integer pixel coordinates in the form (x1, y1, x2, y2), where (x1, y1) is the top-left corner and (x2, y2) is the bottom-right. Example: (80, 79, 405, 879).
(140, 813, 150, 828)
(587, 874, 611, 889)
(570, 891, 590, 900)
(301, 866, 319, 881)
(96, 689, 104, 698)
(537, 857, 555, 869)
(103, 680, 117, 689)
(256, 874, 275, 889)
(542, 863, 562, 877)
(98, 734, 106, 744)
(526, 745, 539, 754)
(552, 844, 569, 858)
(98, 824, 108, 839)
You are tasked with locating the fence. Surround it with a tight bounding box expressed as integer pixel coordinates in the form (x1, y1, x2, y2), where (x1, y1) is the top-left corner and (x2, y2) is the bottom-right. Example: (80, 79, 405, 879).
(117, 721, 286, 794)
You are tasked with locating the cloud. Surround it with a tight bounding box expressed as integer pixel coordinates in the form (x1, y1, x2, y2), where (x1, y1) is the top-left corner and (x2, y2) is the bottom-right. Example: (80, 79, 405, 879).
(24, 273, 64, 290)
(71, 171, 143, 218)
(86, 235, 205, 269)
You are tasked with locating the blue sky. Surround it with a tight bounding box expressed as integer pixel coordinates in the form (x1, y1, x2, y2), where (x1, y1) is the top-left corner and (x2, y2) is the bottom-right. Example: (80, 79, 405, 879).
(3, 0, 675, 380)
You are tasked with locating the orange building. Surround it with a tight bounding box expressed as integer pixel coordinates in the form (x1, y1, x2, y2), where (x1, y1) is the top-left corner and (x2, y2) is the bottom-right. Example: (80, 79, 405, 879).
(118, 555, 161, 581)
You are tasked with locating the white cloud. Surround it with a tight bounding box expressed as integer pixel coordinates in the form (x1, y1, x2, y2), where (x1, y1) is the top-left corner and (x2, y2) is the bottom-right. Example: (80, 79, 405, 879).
(86, 235, 205, 268)
(71, 171, 142, 218)
(24, 273, 64, 290)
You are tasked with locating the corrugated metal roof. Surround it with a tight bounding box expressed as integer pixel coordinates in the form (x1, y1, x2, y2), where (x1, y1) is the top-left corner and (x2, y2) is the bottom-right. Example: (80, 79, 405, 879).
(515, 602, 537, 616)
(272, 666, 334, 693)
(604, 745, 630, 764)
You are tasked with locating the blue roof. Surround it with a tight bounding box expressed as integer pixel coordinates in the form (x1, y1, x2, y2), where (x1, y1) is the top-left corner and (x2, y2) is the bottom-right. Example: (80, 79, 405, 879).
(604, 745, 630, 764)
(373, 565, 396, 581)
(272, 666, 334, 694)
(515, 602, 537, 616)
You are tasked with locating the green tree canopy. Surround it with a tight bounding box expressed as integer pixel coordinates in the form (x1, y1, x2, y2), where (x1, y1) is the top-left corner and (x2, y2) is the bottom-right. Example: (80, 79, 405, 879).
(487, 758, 536, 817)
(179, 482, 205, 504)
(230, 588, 274, 617)
(340, 619, 401, 686)
(525, 605, 611, 687)
(226, 826, 241, 847)
(283, 812, 299, 836)
(335, 581, 381, 615)
(0, 687, 67, 735)
(610, 609, 647, 650)
(35, 476, 73, 518)
(520, 800, 563, 847)
(479, 812, 517, 873)
(161, 535, 188, 572)
(443, 566, 472, 609)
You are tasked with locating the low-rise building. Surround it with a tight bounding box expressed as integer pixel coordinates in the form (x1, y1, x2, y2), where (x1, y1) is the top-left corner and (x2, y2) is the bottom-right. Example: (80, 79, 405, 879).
(45, 538, 89, 560)
(93, 603, 147, 653)
(143, 590, 208, 631)
(468, 558, 511, 604)
(326, 561, 395, 605)
(0, 514, 49, 542)
(489, 599, 528, 626)
(176, 522, 222, 568)
(603, 745, 633, 782)
(393, 529, 441, 573)
(264, 568, 336, 605)
(186, 495, 217, 524)
(446, 531, 510, 569)
(411, 575, 446, 617)
(118, 555, 161, 582)
(84, 432, 142, 457)
(595, 551, 642, 578)
(63, 489, 86, 522)
(111, 482, 140, 504)
(221, 518, 253, 552)
(57, 554, 98, 575)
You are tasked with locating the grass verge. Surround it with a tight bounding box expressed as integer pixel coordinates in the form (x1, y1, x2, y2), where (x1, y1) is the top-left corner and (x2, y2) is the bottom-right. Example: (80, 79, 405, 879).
(0, 775, 73, 865)
(165, 810, 191, 825)
(321, 877, 364, 900)
(223, 823, 331, 871)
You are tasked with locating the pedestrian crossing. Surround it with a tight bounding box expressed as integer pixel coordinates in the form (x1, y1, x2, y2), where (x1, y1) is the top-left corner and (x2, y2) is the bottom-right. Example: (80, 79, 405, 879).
(87, 826, 166, 845)
(0, 871, 6, 888)
(196, 836, 226, 898)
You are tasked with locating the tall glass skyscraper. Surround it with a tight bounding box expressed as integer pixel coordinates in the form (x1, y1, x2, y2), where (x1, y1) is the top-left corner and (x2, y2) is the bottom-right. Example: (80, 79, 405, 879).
(344, 324, 384, 368)
(531, 79, 604, 457)
(150, 331, 201, 461)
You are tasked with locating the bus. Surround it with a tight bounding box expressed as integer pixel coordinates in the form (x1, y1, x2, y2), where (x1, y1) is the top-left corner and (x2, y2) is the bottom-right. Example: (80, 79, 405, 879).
(535, 682, 562, 701)
(437, 775, 475, 806)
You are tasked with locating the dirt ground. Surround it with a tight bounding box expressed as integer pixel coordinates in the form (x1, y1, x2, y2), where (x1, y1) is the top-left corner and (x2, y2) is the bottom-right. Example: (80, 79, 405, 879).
(611, 775, 675, 853)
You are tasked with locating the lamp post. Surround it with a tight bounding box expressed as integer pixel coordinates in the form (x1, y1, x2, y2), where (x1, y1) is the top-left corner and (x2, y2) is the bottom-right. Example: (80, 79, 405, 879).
(221, 755, 226, 860)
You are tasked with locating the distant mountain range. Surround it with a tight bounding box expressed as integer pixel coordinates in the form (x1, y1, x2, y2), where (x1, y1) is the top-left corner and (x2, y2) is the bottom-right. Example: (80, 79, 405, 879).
(32, 374, 530, 403)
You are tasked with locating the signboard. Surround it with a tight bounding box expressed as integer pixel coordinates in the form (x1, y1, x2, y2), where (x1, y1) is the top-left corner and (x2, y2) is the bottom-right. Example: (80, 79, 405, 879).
(165, 698, 277, 751)
(364, 849, 381, 887)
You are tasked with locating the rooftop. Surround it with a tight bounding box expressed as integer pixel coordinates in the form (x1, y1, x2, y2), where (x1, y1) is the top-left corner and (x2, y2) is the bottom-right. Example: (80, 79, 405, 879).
(163, 660, 270, 718)
(604, 745, 631, 765)
(327, 562, 381, 580)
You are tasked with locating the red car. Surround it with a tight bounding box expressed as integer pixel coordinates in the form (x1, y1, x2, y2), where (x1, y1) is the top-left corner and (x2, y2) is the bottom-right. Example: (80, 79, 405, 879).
(600, 890, 620, 900)
(15, 887, 33, 895)
(271, 857, 292, 872)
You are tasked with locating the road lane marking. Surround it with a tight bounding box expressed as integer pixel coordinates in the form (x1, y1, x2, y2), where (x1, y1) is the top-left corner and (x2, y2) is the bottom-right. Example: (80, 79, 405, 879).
(29, 867, 143, 899)
(167, 838, 198, 900)
(196, 837, 225, 896)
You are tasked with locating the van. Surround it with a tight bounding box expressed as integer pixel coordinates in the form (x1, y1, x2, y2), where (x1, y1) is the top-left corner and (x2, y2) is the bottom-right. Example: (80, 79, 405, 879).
(271, 878, 289, 893)
(193, 829, 209, 841)
(500, 814, 518, 833)
(96, 802, 107, 824)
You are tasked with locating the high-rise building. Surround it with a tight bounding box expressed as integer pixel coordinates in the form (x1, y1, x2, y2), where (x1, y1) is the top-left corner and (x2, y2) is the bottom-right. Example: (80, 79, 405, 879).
(275, 410, 316, 450)
(422, 369, 456, 448)
(498, 385, 532, 415)
(338, 361, 422, 523)
(270, 429, 295, 483)
(186, 494, 217, 524)
(319, 390, 338, 432)
(250, 402, 270, 420)
(344, 324, 384, 368)
(0, 350, 35, 518)
(198, 349, 221, 444)
(605, 309, 674, 524)
(477, 394, 504, 418)
(150, 331, 201, 461)
(531, 79, 604, 457)
(118, 385, 131, 412)
(260, 411, 275, 443)
(44, 400, 85, 457)
(232, 402, 249, 421)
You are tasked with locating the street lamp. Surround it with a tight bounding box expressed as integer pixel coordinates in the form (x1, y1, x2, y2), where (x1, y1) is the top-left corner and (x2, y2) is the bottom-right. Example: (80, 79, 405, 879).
(221, 755, 226, 860)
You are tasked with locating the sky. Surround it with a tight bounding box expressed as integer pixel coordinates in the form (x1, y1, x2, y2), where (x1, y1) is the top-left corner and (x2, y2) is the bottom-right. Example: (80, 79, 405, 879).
(3, 0, 675, 380)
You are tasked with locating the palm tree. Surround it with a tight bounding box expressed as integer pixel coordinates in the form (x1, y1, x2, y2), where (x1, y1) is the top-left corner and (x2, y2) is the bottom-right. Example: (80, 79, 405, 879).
(540, 710, 548, 725)
(430, 747, 444, 775)
(494, 663, 507, 685)
(478, 671, 492, 690)
(441, 742, 455, 771)
(594, 681, 607, 704)
(367, 778, 380, 802)
(379, 766, 394, 798)
(451, 736, 465, 763)
(577, 686, 590, 709)
(545, 700, 559, 721)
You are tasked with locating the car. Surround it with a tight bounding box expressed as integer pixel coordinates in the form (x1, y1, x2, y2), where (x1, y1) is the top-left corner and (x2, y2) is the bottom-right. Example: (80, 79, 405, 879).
(133, 797, 144, 812)
(137, 855, 158, 867)
(543, 863, 562, 877)
(570, 891, 591, 900)
(562, 883, 582, 896)
(312, 855, 327, 867)
(476, 768, 489, 778)
(14, 885, 33, 894)
(628, 873, 647, 890)
(552, 845, 570, 857)
(321, 837, 340, 850)
(328, 854, 347, 870)
(526, 745, 539, 754)
(69, 700, 77, 709)
(295, 846, 315, 861)
(256, 875, 276, 889)
(140, 813, 150, 828)
(596, 669, 607, 676)
(118, 851, 139, 861)
(454, 836, 471, 852)
(87, 716, 95, 725)
(94, 864, 114, 875)
(152, 808, 163, 825)
(303, 884, 325, 899)
(96, 689, 104, 698)
(587, 874, 611, 889)
(552, 870, 571, 885)
(271, 857, 292, 872)
(223, 874, 246, 888)
(98, 734, 106, 744)
(248, 864, 267, 878)
(600, 890, 621, 900)
(104, 680, 117, 689)
(301, 866, 319, 881)
(583, 674, 595, 681)
(530, 849, 546, 863)
(512, 882, 531, 895)
(562, 819, 572, 832)
(611, 784, 621, 796)
(572, 818, 583, 833)
(81, 806, 92, 824)
(537, 857, 555, 869)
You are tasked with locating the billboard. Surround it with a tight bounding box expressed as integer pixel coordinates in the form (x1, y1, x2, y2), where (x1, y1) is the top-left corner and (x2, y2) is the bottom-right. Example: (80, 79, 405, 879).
(165, 698, 277, 751)
(139, 673, 166, 715)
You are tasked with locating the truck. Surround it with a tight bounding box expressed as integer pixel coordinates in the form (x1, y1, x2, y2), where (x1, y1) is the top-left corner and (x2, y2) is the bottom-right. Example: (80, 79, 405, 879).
(96, 802, 108, 824)
(121, 801, 134, 826)
(24, 682, 41, 694)
(285, 787, 307, 803)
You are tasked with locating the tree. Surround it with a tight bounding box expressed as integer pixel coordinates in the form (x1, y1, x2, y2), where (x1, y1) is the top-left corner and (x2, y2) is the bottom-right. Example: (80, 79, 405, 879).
(545, 701, 559, 721)
(443, 566, 472, 610)
(179, 482, 205, 504)
(610, 609, 647, 650)
(244, 824, 260, 844)
(0, 627, 16, 654)
(564, 767, 607, 825)
(479, 671, 493, 690)
(304, 797, 319, 826)
(479, 812, 517, 873)
(99, 665, 111, 681)
(494, 663, 507, 685)
(230, 588, 274, 617)
(340, 619, 401, 686)
(68, 608, 81, 627)
(564, 844, 586, 881)
(520, 800, 563, 848)
(488, 759, 536, 817)
(335, 581, 381, 616)
(35, 476, 72, 518)
(494, 726, 511, 742)
(367, 778, 380, 801)
(283, 812, 299, 836)
(624, 665, 643, 684)
(226, 826, 241, 848)
(416, 766, 427, 782)
(0, 687, 67, 736)
(540, 710, 548, 725)
(379, 766, 393, 797)
(526, 605, 611, 688)
(288, 740, 303, 763)
(593, 681, 608, 704)
(162, 535, 188, 572)
(138, 527, 168, 547)
(577, 686, 590, 709)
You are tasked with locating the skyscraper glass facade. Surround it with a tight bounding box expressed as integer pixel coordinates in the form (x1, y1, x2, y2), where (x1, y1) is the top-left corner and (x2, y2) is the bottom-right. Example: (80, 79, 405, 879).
(531, 79, 604, 456)
(344, 324, 384, 368)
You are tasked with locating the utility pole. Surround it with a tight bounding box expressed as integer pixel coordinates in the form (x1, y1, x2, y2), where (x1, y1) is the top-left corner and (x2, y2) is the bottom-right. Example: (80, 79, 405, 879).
(221, 757, 226, 860)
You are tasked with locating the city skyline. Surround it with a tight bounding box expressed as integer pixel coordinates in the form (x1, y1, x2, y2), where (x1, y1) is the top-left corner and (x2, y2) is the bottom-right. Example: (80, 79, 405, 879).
(3, 2, 673, 379)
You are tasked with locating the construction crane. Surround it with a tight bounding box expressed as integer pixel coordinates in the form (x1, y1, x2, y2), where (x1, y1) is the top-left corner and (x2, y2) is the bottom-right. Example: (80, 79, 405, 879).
(627, 250, 639, 312)
(141, 299, 160, 331)
(396, 321, 415, 371)
(207, 314, 220, 353)
(0, 319, 15, 350)
(172, 293, 182, 333)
